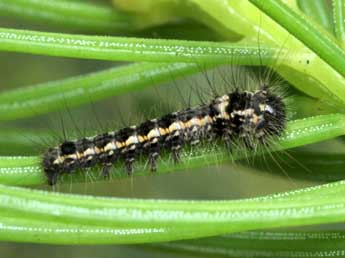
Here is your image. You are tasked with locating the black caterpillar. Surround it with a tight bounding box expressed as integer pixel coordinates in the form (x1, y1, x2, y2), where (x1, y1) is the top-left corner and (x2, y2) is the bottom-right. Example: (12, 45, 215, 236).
(43, 86, 286, 185)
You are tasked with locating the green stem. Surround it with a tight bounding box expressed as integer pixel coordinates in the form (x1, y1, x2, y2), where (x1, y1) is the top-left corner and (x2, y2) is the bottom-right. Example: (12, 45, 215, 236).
(332, 0, 345, 47)
(0, 0, 136, 33)
(180, 0, 345, 109)
(0, 27, 345, 108)
(249, 0, 345, 79)
(0, 62, 209, 121)
(298, 0, 333, 32)
(1, 177, 345, 244)
(157, 230, 345, 257)
(0, 27, 277, 64)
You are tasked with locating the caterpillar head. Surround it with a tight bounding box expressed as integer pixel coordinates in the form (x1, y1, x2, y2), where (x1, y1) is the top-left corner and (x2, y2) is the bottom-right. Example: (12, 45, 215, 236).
(42, 141, 77, 185)
(217, 87, 286, 143)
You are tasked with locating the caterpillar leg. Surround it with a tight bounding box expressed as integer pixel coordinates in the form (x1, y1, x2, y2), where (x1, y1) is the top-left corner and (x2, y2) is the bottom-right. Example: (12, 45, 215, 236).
(47, 172, 58, 186)
(149, 152, 159, 172)
(172, 147, 181, 163)
(101, 164, 112, 178)
(125, 158, 135, 175)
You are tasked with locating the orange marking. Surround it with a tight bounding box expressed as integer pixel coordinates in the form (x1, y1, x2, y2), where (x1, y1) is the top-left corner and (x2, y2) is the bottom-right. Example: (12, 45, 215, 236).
(147, 128, 160, 139)
(116, 141, 125, 148)
(94, 146, 102, 154)
(76, 152, 83, 159)
(138, 135, 147, 142)
(159, 127, 168, 135)
(126, 135, 139, 146)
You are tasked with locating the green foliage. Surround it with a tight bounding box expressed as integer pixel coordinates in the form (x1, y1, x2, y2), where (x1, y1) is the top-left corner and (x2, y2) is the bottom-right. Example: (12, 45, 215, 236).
(0, 0, 345, 256)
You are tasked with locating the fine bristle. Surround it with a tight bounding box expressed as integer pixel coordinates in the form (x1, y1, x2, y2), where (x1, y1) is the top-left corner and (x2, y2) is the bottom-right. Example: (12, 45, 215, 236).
(42, 85, 287, 185)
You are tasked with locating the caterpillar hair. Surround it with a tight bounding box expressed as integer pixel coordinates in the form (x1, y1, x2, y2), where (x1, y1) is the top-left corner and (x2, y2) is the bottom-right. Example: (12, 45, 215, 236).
(42, 65, 287, 185)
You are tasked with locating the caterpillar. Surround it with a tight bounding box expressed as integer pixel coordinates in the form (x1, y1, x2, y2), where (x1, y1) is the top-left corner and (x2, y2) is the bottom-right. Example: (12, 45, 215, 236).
(42, 79, 287, 185)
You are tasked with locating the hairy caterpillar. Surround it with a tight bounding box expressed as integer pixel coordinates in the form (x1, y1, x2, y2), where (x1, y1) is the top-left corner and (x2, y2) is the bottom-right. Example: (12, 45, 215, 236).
(42, 71, 287, 185)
